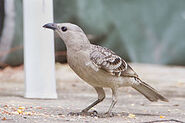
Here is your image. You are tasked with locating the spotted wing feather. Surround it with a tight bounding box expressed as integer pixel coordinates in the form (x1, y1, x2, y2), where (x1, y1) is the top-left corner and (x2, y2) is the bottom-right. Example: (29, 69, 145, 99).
(90, 45, 138, 77)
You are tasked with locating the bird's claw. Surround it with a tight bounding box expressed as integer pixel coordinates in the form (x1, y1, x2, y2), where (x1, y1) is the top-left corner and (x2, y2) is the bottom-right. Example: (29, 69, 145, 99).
(103, 112, 115, 117)
(68, 111, 87, 116)
(81, 109, 88, 113)
(68, 110, 98, 117)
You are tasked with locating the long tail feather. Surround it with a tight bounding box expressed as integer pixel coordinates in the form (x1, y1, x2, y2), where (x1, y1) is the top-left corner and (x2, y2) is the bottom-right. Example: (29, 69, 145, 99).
(132, 78, 168, 102)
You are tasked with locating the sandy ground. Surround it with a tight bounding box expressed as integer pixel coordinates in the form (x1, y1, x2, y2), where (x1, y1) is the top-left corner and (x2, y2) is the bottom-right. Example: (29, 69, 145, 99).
(0, 63, 185, 123)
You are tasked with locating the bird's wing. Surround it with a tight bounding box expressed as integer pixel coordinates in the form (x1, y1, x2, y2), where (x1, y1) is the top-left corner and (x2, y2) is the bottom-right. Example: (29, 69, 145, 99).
(90, 45, 138, 77)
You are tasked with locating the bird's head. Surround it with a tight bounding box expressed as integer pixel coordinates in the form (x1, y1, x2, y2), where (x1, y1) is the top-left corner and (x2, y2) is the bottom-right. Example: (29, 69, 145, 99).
(43, 23, 89, 48)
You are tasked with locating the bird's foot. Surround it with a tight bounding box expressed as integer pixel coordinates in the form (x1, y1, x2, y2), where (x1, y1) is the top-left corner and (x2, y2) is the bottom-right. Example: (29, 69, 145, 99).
(100, 112, 115, 118)
(68, 110, 98, 117)
(68, 112, 83, 116)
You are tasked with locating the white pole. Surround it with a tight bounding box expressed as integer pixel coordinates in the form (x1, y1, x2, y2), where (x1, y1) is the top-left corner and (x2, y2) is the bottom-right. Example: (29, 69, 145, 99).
(23, 0, 57, 99)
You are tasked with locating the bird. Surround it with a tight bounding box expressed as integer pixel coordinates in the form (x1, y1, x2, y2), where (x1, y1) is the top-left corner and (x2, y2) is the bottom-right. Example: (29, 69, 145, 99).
(43, 23, 168, 116)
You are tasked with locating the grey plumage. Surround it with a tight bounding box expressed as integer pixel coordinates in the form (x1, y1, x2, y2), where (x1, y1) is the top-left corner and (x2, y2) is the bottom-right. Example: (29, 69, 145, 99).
(90, 44, 168, 102)
(43, 23, 168, 115)
(132, 78, 168, 102)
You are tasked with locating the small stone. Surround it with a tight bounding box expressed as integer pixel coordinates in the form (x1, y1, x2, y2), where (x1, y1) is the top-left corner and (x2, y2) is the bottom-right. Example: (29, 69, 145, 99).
(18, 106, 25, 110)
(24, 112, 32, 115)
(2, 117, 6, 120)
(173, 104, 179, 106)
(160, 115, 165, 118)
(128, 113, 135, 118)
(17, 109, 23, 114)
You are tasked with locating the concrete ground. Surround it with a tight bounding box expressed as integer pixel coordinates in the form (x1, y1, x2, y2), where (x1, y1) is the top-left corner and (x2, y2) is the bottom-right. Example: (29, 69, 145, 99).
(0, 63, 185, 123)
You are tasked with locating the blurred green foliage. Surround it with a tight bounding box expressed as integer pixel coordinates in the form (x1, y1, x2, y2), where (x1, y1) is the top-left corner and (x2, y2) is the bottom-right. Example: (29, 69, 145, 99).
(3, 0, 185, 65)
(54, 0, 185, 65)
(0, 0, 23, 66)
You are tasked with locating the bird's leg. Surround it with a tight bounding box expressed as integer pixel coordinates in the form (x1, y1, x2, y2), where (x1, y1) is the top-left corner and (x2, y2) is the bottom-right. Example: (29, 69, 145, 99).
(106, 88, 118, 116)
(82, 87, 105, 113)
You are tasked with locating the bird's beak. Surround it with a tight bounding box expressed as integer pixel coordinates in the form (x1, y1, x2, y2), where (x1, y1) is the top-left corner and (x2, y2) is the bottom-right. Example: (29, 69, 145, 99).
(43, 23, 57, 30)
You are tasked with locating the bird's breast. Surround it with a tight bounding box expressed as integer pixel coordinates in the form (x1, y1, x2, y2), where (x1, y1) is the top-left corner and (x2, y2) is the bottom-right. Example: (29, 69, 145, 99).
(66, 50, 129, 88)
(67, 50, 93, 81)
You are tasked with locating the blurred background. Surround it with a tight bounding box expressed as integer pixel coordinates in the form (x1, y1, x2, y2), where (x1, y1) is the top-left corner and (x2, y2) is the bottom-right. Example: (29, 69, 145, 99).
(1, 1, 185, 122)
(0, 0, 185, 67)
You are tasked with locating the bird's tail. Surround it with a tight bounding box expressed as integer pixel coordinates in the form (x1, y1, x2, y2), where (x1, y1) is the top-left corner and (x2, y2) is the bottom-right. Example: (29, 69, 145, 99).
(132, 78, 168, 102)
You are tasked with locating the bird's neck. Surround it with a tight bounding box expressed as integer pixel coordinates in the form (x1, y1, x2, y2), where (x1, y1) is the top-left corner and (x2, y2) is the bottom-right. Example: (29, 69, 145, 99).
(65, 34, 91, 51)
(66, 41, 90, 52)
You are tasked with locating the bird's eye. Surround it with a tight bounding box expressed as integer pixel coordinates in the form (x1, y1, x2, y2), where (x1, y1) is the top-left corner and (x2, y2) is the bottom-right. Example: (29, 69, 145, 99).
(61, 26, 67, 32)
